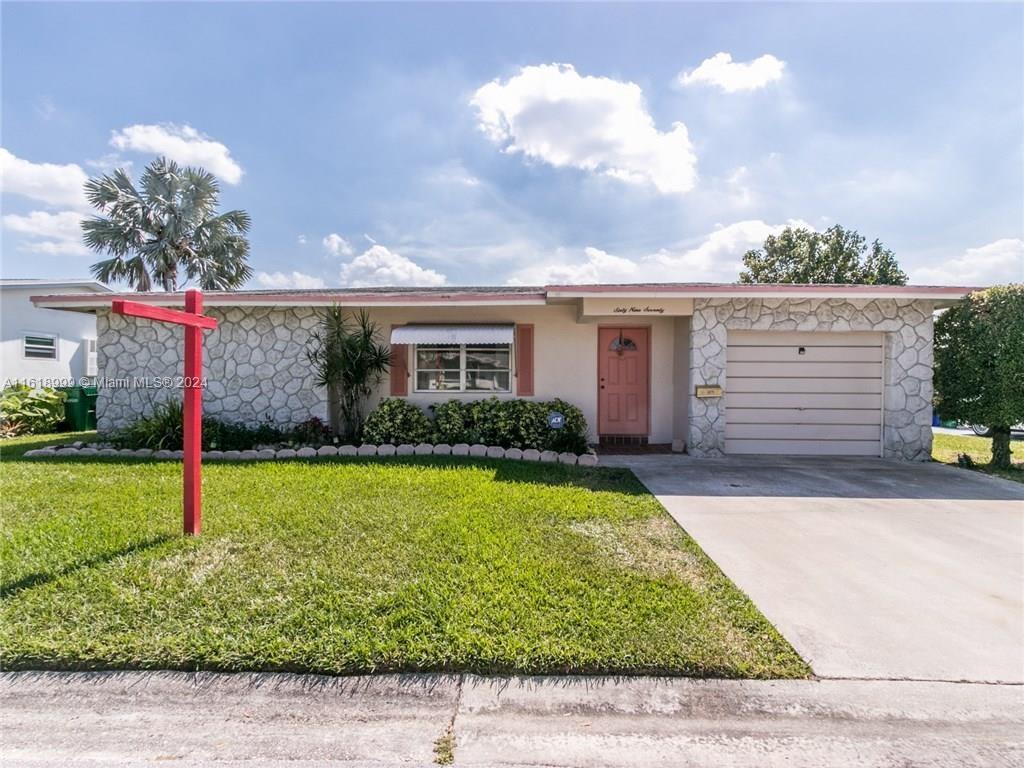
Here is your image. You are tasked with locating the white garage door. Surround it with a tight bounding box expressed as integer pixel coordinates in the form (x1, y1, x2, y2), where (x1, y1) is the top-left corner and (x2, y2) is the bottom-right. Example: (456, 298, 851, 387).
(725, 331, 883, 456)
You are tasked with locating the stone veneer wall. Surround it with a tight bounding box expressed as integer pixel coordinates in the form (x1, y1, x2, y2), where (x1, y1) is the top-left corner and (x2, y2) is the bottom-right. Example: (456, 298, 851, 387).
(688, 298, 935, 461)
(96, 307, 327, 433)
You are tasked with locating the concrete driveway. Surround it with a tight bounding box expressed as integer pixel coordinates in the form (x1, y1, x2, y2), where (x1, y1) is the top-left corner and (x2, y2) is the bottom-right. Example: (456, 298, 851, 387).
(603, 455, 1024, 683)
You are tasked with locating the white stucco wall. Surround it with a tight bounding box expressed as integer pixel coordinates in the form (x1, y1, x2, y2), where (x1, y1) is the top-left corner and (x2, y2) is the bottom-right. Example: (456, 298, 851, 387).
(94, 303, 683, 444)
(1, 286, 100, 385)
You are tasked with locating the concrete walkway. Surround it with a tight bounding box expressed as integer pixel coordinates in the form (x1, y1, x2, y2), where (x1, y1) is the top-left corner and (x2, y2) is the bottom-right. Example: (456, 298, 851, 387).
(2, 671, 1021, 767)
(603, 454, 1024, 683)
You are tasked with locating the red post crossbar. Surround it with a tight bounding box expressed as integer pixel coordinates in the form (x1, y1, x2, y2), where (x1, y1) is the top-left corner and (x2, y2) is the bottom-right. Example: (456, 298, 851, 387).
(113, 289, 217, 536)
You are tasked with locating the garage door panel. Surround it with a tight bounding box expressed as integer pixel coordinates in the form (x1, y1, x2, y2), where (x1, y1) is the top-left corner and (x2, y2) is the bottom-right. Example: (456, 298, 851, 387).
(727, 392, 882, 409)
(726, 407, 881, 426)
(726, 423, 881, 441)
(728, 361, 882, 378)
(725, 439, 882, 456)
(728, 346, 882, 363)
(728, 331, 883, 347)
(728, 377, 882, 394)
(724, 330, 883, 457)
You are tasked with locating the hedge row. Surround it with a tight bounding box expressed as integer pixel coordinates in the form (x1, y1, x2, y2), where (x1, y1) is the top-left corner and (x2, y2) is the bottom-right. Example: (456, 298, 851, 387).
(362, 397, 588, 454)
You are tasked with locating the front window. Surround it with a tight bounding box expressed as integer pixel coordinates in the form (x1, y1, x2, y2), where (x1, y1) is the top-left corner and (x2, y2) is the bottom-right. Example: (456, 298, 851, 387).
(414, 344, 511, 393)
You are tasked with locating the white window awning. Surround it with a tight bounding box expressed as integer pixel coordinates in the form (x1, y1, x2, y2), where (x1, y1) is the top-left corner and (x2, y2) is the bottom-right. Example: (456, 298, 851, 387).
(390, 324, 514, 345)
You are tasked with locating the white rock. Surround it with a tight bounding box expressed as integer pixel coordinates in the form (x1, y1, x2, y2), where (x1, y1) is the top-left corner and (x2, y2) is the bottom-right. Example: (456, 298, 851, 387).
(276, 449, 297, 459)
(153, 450, 174, 460)
(257, 449, 277, 460)
(433, 444, 452, 456)
(222, 450, 241, 460)
(358, 444, 379, 457)
(522, 449, 541, 461)
(317, 445, 339, 457)
(396, 444, 414, 456)
(338, 445, 357, 456)
(171, 450, 184, 459)
(415, 443, 434, 455)
(132, 448, 153, 457)
(377, 444, 396, 456)
(540, 450, 559, 463)
(23, 449, 44, 457)
(296, 447, 317, 458)
(206, 450, 225, 460)
(557, 452, 578, 465)
(469, 444, 487, 457)
(505, 448, 523, 460)
(239, 450, 259, 461)
(451, 444, 470, 456)
(577, 453, 599, 467)
(486, 446, 505, 459)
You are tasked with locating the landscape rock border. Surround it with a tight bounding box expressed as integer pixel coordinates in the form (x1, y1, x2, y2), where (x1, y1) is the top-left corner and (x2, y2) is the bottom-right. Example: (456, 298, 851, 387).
(23, 444, 599, 466)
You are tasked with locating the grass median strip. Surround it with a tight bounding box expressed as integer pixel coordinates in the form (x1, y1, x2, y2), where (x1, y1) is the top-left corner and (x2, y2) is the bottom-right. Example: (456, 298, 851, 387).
(1, 433, 808, 678)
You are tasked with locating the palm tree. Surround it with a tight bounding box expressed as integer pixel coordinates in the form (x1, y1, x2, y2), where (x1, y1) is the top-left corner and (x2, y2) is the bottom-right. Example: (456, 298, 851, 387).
(306, 307, 391, 440)
(82, 157, 252, 292)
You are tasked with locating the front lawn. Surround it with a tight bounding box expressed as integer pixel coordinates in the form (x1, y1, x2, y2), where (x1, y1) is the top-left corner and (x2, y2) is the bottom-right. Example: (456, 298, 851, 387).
(0, 433, 807, 678)
(932, 432, 1023, 484)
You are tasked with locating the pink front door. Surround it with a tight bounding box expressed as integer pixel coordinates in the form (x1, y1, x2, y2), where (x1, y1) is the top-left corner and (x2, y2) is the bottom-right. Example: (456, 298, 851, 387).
(598, 327, 650, 436)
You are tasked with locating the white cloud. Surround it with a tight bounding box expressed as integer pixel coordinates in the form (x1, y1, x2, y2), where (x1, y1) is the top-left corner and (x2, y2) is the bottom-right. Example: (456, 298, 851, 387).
(297, 235, 308, 246)
(85, 153, 132, 175)
(254, 271, 326, 290)
(911, 238, 1024, 286)
(505, 219, 808, 285)
(677, 52, 786, 93)
(508, 247, 638, 285)
(2, 210, 88, 255)
(472, 63, 697, 195)
(109, 124, 243, 184)
(0, 148, 89, 209)
(339, 245, 447, 287)
(322, 233, 353, 257)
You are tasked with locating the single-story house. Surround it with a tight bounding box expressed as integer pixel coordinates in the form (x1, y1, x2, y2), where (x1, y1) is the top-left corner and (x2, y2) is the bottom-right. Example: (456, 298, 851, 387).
(32, 283, 974, 459)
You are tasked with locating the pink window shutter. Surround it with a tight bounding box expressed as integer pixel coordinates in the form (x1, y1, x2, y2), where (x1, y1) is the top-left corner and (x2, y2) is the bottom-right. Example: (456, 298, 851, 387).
(390, 328, 409, 396)
(515, 324, 535, 396)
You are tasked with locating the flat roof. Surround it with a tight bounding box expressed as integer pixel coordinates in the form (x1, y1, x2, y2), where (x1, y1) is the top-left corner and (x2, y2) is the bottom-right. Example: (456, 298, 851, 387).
(31, 282, 979, 311)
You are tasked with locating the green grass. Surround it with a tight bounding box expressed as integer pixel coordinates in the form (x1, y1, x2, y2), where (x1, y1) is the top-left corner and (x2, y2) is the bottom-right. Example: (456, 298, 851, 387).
(0, 432, 807, 678)
(932, 432, 1023, 484)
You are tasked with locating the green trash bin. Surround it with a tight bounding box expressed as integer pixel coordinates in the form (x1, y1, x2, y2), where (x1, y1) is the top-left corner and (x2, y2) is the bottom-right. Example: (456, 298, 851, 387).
(59, 386, 97, 431)
(82, 386, 98, 430)
(60, 386, 85, 431)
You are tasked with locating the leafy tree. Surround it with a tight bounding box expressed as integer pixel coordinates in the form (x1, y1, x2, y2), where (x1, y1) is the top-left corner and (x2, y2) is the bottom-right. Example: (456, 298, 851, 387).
(82, 157, 252, 291)
(740, 225, 908, 285)
(306, 308, 391, 440)
(934, 285, 1024, 469)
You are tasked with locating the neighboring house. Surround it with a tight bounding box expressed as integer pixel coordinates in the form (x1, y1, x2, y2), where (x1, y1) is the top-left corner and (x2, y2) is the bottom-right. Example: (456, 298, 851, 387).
(33, 283, 974, 460)
(2, 279, 111, 386)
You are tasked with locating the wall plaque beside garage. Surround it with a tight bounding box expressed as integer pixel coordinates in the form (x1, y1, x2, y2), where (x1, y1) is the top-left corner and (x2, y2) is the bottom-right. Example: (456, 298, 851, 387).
(695, 385, 723, 398)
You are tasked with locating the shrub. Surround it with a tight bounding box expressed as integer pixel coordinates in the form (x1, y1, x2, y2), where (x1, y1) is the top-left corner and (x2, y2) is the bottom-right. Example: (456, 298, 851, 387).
(426, 397, 588, 452)
(362, 398, 432, 445)
(0, 385, 68, 437)
(431, 400, 476, 445)
(109, 400, 328, 451)
(935, 284, 1024, 469)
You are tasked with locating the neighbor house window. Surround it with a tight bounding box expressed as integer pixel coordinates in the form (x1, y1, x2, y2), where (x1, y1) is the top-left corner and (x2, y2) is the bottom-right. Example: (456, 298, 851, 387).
(414, 344, 511, 393)
(23, 333, 57, 360)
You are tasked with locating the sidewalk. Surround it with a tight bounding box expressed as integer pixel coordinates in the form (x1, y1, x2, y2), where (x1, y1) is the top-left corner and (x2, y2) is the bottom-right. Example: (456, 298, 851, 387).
(2, 671, 1021, 767)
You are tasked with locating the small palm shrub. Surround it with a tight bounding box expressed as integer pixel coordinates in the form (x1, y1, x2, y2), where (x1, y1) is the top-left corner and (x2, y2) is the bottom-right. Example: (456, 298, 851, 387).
(362, 398, 432, 445)
(0, 385, 68, 437)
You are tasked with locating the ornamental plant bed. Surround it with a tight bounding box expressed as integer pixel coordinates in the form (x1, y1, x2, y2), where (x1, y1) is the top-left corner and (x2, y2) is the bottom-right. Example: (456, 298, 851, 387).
(1, 433, 807, 678)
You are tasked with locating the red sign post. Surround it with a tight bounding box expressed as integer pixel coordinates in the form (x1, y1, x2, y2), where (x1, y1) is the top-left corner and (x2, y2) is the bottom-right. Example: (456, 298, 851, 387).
(112, 289, 218, 536)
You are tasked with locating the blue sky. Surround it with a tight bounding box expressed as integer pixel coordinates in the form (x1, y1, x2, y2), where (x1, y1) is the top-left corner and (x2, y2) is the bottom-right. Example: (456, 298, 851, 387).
(2, 2, 1022, 288)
